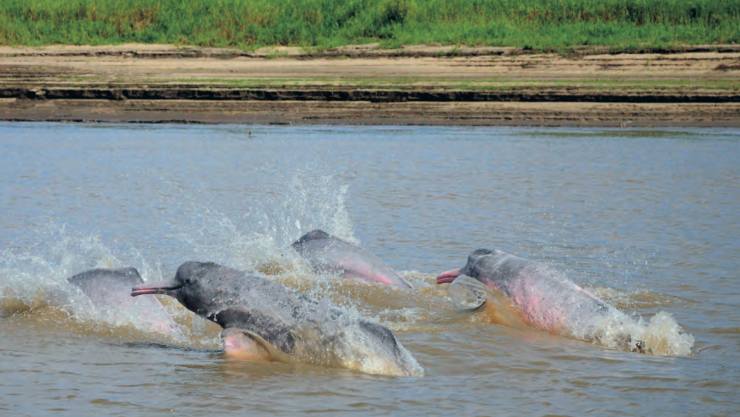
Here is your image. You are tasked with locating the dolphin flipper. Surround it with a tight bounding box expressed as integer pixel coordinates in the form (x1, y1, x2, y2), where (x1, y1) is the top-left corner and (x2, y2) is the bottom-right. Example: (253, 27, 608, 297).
(220, 328, 273, 361)
(448, 275, 488, 311)
(212, 307, 296, 356)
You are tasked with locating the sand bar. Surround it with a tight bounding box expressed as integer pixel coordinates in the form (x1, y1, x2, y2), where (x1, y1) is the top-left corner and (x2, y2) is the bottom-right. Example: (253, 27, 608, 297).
(1, 44, 738, 126)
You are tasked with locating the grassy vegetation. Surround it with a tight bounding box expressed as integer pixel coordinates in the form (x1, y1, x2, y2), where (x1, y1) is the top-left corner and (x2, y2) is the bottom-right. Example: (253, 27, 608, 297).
(0, 0, 737, 50)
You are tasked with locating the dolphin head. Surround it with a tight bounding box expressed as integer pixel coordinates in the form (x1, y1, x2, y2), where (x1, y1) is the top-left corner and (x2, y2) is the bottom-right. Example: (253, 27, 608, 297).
(130, 261, 226, 317)
(133, 263, 298, 357)
(436, 248, 495, 285)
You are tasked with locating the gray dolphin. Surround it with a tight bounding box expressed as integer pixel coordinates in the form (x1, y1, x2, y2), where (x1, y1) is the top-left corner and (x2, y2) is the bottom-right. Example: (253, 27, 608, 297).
(68, 267, 183, 338)
(131, 261, 423, 376)
(292, 230, 412, 288)
(437, 249, 644, 352)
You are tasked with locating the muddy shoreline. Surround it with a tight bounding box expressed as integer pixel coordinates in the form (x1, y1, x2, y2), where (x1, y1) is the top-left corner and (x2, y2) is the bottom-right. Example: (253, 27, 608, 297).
(1, 44, 738, 126)
(4, 99, 738, 127)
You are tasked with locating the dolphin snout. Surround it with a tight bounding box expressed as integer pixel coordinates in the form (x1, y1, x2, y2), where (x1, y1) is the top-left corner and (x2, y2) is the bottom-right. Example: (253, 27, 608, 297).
(436, 268, 461, 284)
(131, 280, 182, 297)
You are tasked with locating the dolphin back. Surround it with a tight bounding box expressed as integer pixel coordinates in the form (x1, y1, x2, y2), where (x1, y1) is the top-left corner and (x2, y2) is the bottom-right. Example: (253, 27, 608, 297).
(68, 267, 144, 303)
(291, 229, 332, 251)
(69, 267, 184, 339)
(69, 267, 143, 288)
(292, 230, 412, 288)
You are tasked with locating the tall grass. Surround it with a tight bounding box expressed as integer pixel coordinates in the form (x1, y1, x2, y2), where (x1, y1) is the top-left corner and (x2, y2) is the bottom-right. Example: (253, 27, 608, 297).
(0, 0, 737, 50)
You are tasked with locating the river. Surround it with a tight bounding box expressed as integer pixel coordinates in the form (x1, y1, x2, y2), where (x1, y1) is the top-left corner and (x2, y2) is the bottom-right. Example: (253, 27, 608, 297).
(0, 123, 737, 416)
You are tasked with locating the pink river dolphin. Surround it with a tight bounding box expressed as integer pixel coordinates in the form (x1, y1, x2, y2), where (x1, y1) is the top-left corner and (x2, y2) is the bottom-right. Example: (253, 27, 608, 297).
(437, 249, 644, 352)
(292, 230, 412, 288)
(131, 261, 423, 376)
(68, 267, 183, 338)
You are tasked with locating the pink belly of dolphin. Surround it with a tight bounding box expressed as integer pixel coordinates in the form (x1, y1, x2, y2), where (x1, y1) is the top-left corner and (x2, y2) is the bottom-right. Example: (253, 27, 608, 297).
(497, 276, 568, 333)
(337, 256, 404, 287)
(342, 267, 395, 286)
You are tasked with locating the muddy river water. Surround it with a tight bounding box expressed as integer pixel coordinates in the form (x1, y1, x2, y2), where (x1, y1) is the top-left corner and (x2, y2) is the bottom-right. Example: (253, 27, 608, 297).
(0, 123, 738, 416)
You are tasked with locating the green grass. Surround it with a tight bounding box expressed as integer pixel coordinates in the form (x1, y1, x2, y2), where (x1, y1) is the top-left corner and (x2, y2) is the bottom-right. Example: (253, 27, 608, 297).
(0, 0, 738, 50)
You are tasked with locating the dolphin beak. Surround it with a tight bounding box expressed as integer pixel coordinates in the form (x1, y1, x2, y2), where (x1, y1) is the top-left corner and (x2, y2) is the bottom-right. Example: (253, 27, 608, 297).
(131, 280, 182, 297)
(436, 268, 461, 284)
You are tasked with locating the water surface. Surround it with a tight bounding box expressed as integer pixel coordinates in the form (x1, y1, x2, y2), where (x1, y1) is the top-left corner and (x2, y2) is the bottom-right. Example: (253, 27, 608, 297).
(1, 123, 738, 416)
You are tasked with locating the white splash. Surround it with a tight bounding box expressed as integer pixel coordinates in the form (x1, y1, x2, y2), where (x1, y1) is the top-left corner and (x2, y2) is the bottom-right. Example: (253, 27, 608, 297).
(172, 172, 356, 272)
(0, 225, 187, 342)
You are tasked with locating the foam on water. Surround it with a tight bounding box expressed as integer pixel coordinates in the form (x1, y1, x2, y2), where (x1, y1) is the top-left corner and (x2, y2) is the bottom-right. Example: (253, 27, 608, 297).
(0, 225, 193, 344)
(586, 286, 696, 355)
(581, 309, 695, 356)
(173, 172, 356, 272)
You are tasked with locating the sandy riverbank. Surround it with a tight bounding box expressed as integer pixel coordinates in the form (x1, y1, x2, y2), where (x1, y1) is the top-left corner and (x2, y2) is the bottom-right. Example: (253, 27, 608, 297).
(1, 44, 738, 126)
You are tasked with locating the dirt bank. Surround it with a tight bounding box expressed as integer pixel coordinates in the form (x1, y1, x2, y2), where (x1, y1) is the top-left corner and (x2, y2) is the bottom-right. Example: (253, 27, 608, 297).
(1, 44, 738, 126)
(2, 99, 738, 127)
